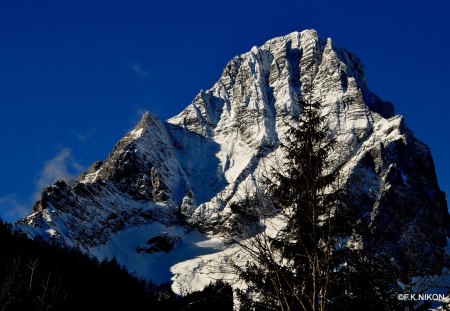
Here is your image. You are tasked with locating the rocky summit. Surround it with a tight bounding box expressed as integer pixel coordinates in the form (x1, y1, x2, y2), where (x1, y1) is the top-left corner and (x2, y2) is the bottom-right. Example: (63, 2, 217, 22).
(16, 30, 449, 292)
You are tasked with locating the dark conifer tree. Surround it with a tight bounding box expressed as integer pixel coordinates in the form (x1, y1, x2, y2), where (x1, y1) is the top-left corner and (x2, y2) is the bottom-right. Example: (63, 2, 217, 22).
(232, 94, 408, 311)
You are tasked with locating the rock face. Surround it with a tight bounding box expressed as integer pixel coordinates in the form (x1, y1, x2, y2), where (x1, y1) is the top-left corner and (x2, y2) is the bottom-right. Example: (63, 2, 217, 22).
(17, 30, 449, 284)
(21, 113, 190, 250)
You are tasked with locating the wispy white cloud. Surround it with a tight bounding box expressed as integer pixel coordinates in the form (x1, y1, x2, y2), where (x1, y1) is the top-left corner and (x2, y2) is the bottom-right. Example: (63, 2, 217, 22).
(131, 62, 149, 78)
(35, 148, 83, 197)
(70, 129, 95, 143)
(0, 148, 85, 223)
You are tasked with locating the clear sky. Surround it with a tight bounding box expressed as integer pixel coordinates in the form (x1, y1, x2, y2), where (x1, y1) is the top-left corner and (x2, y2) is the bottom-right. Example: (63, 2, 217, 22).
(0, 0, 449, 222)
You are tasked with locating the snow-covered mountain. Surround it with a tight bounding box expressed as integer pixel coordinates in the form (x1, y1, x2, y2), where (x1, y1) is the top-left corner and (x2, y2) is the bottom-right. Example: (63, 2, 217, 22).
(16, 30, 449, 292)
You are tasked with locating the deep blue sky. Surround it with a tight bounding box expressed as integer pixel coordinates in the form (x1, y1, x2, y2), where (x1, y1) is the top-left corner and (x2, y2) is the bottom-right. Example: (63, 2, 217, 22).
(0, 0, 449, 222)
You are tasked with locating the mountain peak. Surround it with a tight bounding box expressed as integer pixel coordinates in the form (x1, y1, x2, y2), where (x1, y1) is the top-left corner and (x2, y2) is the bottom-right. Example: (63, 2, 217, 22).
(127, 111, 159, 139)
(138, 111, 151, 124)
(16, 30, 448, 294)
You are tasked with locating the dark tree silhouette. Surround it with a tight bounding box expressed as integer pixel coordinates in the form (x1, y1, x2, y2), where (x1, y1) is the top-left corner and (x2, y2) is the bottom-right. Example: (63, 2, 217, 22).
(0, 219, 233, 311)
(229, 94, 409, 311)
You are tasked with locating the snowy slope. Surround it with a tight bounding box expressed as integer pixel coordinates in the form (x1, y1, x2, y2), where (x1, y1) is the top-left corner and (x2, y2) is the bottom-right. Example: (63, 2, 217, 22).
(16, 30, 449, 295)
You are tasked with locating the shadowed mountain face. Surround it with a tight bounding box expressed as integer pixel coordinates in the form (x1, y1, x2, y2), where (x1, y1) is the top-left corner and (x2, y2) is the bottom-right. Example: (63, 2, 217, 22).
(16, 30, 448, 285)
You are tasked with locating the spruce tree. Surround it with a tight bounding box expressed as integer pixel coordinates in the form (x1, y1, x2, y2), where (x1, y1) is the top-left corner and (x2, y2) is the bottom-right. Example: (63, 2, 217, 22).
(232, 94, 350, 310)
(232, 94, 407, 310)
(267, 96, 352, 311)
